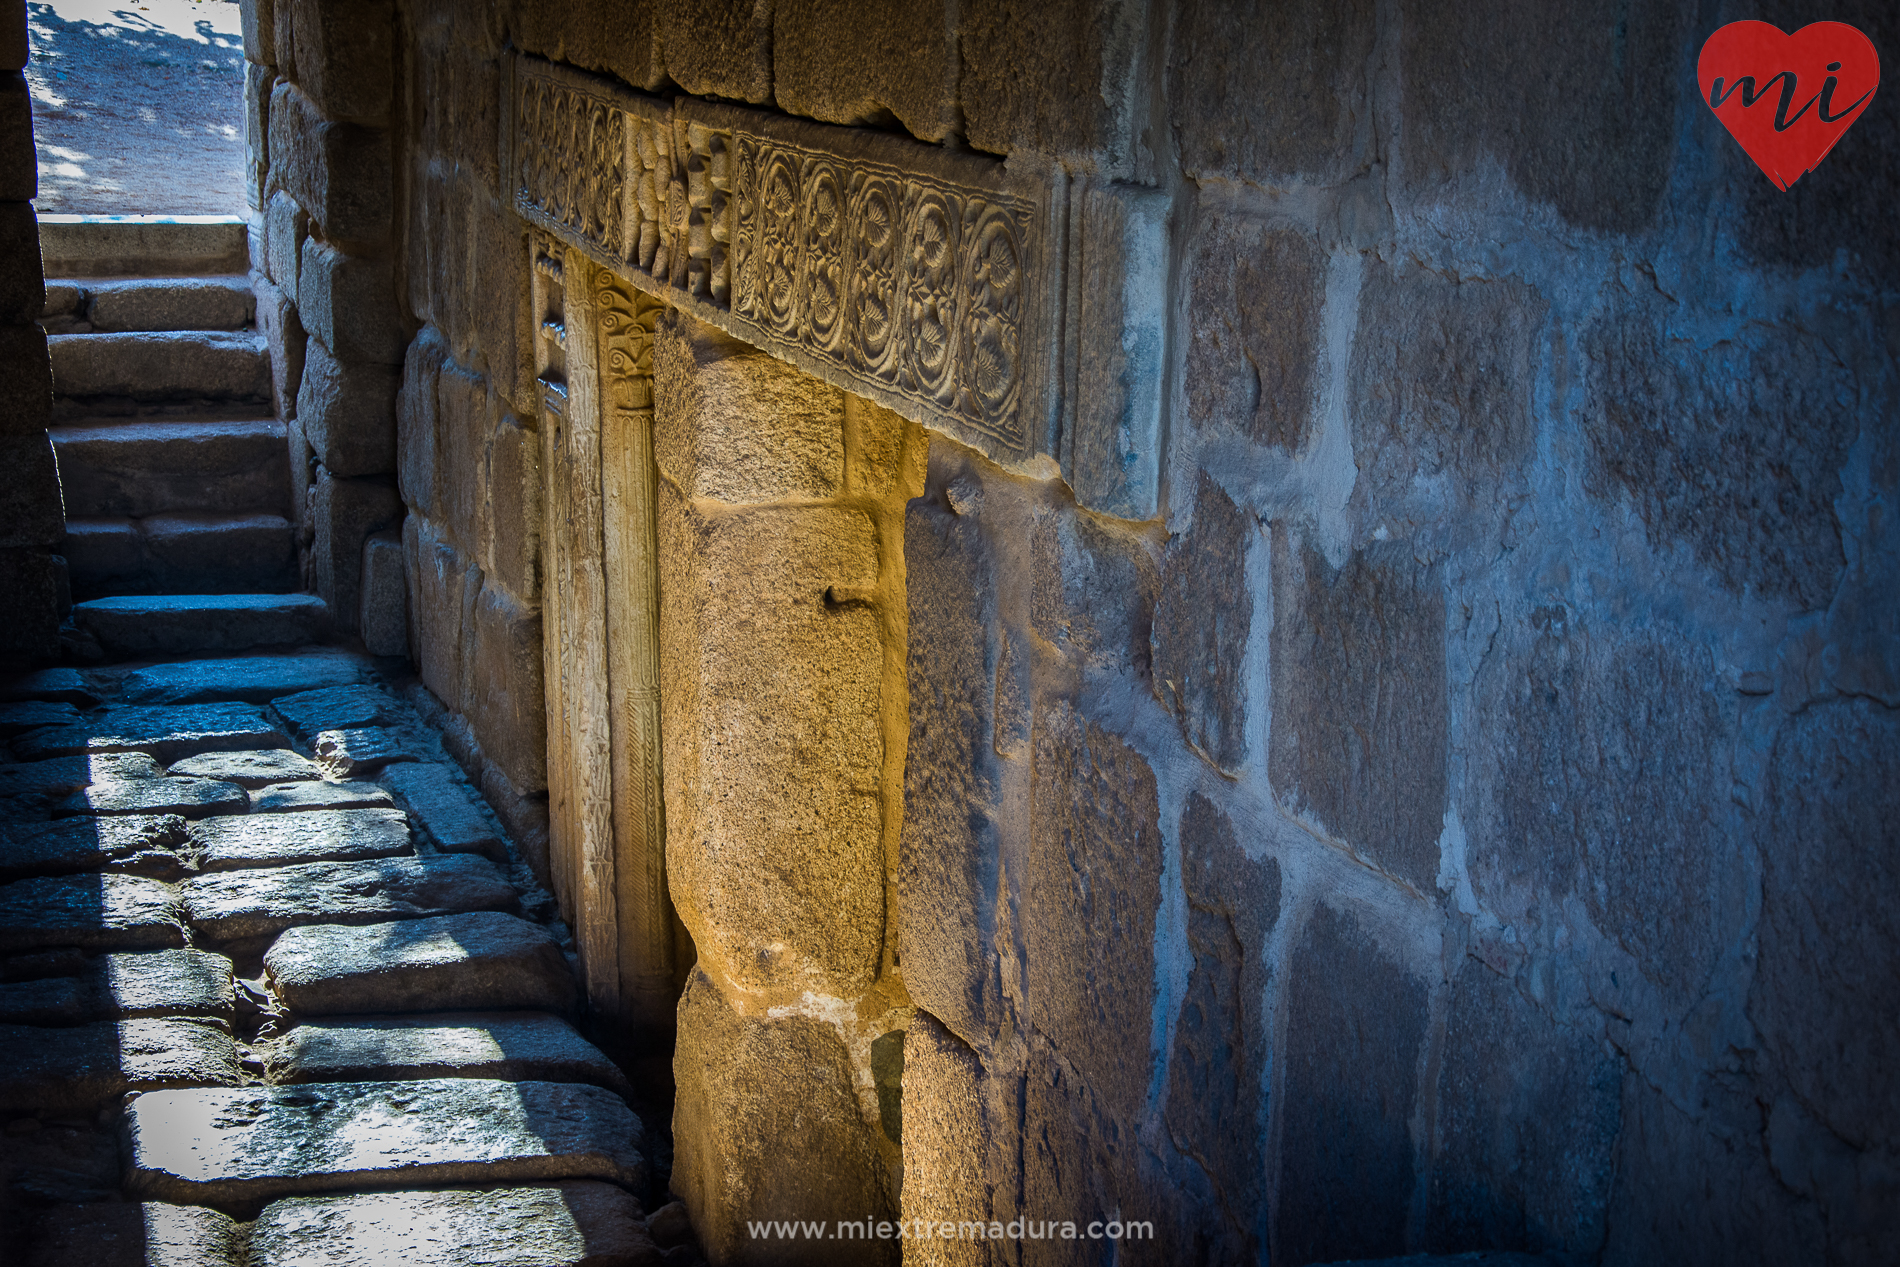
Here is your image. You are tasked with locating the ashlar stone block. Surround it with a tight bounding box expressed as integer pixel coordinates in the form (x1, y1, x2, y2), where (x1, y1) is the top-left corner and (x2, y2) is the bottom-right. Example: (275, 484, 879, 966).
(287, 0, 394, 125)
(299, 238, 405, 365)
(267, 81, 392, 246)
(298, 333, 399, 478)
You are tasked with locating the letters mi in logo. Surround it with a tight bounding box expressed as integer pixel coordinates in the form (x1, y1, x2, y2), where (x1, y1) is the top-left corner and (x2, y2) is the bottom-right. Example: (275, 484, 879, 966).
(1699, 21, 1880, 190)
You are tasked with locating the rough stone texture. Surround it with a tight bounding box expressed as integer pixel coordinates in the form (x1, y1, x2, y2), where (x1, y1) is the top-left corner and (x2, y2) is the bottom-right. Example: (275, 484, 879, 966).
(772, 0, 957, 141)
(654, 316, 845, 502)
(268, 81, 392, 246)
(248, 1183, 657, 1267)
(265, 1013, 624, 1092)
(313, 727, 419, 778)
(405, 515, 473, 708)
(483, 410, 541, 601)
(85, 277, 255, 333)
(654, 0, 771, 103)
(72, 593, 328, 657)
(659, 496, 885, 994)
(0, 1018, 239, 1112)
(127, 511, 299, 597)
(0, 753, 165, 809)
(0, 432, 63, 547)
(263, 910, 576, 1016)
(170, 748, 322, 788)
(1025, 702, 1162, 1128)
(125, 1078, 648, 1205)
(271, 683, 404, 739)
(0, 874, 186, 952)
(379, 762, 505, 858)
(958, 0, 1144, 169)
(1170, 0, 1376, 183)
(1152, 472, 1253, 772)
(298, 334, 401, 478)
(190, 807, 411, 872)
(12, 703, 288, 764)
(0, 948, 234, 1027)
(1269, 535, 1447, 891)
(1276, 902, 1430, 1265)
(255, 273, 307, 420)
(1182, 212, 1326, 450)
(899, 1012, 994, 1259)
(250, 779, 395, 814)
(268, 191, 308, 293)
(311, 471, 404, 633)
(0, 813, 190, 882)
(0, 668, 99, 706)
(28, 1202, 246, 1267)
(122, 653, 368, 706)
(673, 970, 895, 1265)
(0, 701, 81, 737)
(287, 0, 396, 126)
(358, 529, 408, 656)
(181, 854, 516, 942)
(48, 331, 270, 402)
(55, 776, 248, 821)
(463, 581, 545, 794)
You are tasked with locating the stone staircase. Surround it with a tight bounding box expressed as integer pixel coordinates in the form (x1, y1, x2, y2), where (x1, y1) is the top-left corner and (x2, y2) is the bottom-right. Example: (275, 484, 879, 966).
(37, 218, 325, 657)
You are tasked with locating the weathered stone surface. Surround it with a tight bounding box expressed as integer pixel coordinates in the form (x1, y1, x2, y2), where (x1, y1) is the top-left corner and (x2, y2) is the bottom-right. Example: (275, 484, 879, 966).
(1152, 473, 1253, 773)
(462, 581, 544, 795)
(655, 0, 770, 102)
(0, 668, 99, 706)
(255, 273, 307, 420)
(0, 753, 164, 807)
(48, 331, 271, 401)
(85, 276, 254, 333)
(266, 1013, 623, 1092)
(1579, 302, 1857, 609)
(1171, 0, 1376, 182)
(395, 326, 446, 520)
(653, 314, 845, 503)
(298, 334, 400, 478)
(0, 1018, 239, 1112)
(674, 970, 894, 1264)
(0, 874, 186, 952)
(771, 0, 957, 141)
(1402, 0, 1681, 233)
(248, 1182, 657, 1267)
(404, 515, 472, 707)
(126, 1078, 647, 1204)
(899, 1012, 993, 1253)
(432, 354, 488, 553)
(1025, 701, 1162, 1127)
(1276, 902, 1430, 1264)
(1269, 535, 1446, 890)
(0, 700, 83, 736)
(72, 592, 325, 656)
(267, 191, 308, 293)
(483, 410, 541, 602)
(659, 495, 885, 993)
(1030, 489, 1158, 673)
(311, 470, 404, 632)
(0, 323, 51, 436)
(55, 777, 248, 821)
(272, 683, 403, 739)
(1427, 957, 1622, 1256)
(29, 1202, 245, 1267)
(135, 511, 299, 595)
(1351, 262, 1544, 534)
(379, 763, 505, 858)
(190, 807, 411, 872)
(268, 81, 393, 245)
(0, 814, 191, 882)
(60, 517, 144, 592)
(958, 0, 1143, 168)
(170, 748, 322, 787)
(313, 727, 419, 778)
(0, 948, 234, 1027)
(12, 703, 288, 765)
(263, 910, 574, 1016)
(121, 652, 368, 706)
(182, 854, 514, 942)
(287, 0, 395, 125)
(1183, 211, 1327, 449)
(250, 779, 395, 814)
(358, 529, 407, 657)
(0, 432, 63, 548)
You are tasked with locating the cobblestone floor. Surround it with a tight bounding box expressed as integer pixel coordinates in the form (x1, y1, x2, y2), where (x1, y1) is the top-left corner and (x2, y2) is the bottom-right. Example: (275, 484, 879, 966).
(0, 648, 698, 1265)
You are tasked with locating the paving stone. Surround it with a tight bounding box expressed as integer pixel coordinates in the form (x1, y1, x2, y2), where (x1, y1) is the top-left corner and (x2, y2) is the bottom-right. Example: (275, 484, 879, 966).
(120, 652, 369, 706)
(0, 948, 89, 982)
(313, 726, 420, 778)
(0, 949, 234, 1027)
(170, 748, 323, 787)
(0, 1018, 240, 1113)
(55, 776, 249, 820)
(249, 780, 396, 814)
(248, 1182, 655, 1267)
(191, 808, 412, 872)
(29, 1201, 246, 1267)
(181, 854, 516, 943)
(265, 1013, 627, 1093)
(380, 763, 504, 859)
(0, 874, 187, 952)
(0, 701, 83, 737)
(0, 814, 193, 882)
(0, 752, 165, 804)
(0, 668, 101, 706)
(10, 702, 289, 764)
(263, 911, 576, 1016)
(72, 593, 328, 656)
(271, 683, 403, 741)
(126, 1078, 649, 1205)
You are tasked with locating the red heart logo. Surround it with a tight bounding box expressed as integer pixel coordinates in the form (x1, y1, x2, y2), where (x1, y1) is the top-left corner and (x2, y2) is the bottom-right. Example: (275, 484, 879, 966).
(1698, 21, 1880, 190)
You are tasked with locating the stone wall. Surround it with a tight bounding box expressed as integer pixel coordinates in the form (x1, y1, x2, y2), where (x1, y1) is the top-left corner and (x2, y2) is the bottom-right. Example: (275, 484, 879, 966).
(299, 0, 1900, 1262)
(2, 0, 62, 658)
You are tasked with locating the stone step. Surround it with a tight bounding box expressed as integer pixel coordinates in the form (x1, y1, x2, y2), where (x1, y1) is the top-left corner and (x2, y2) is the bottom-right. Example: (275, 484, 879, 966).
(28, 1202, 245, 1267)
(381, 763, 506, 859)
(38, 214, 249, 279)
(121, 651, 369, 706)
(0, 1017, 238, 1113)
(74, 594, 330, 658)
(0, 700, 85, 736)
(248, 1183, 655, 1267)
(64, 514, 299, 600)
(0, 814, 193, 883)
(270, 683, 406, 741)
(181, 854, 517, 943)
(49, 331, 271, 402)
(264, 1013, 628, 1094)
(54, 776, 248, 821)
(249, 780, 395, 814)
(125, 1078, 648, 1206)
(0, 874, 186, 953)
(0, 948, 235, 1027)
(262, 911, 577, 1016)
(0, 668, 103, 706)
(10, 702, 289, 765)
(50, 419, 288, 518)
(189, 807, 412, 872)
(0, 753, 166, 809)
(40, 275, 255, 335)
(169, 747, 323, 787)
